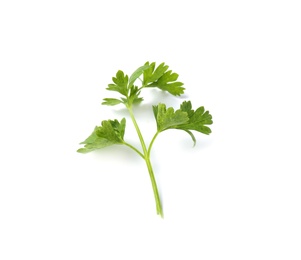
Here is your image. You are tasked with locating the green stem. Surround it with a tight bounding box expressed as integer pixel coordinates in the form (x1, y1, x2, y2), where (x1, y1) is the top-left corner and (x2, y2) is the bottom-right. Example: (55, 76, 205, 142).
(123, 142, 144, 159)
(148, 131, 160, 158)
(144, 155, 163, 217)
(127, 105, 163, 217)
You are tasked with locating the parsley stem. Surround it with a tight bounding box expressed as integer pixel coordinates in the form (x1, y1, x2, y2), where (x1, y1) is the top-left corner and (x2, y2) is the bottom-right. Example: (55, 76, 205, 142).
(127, 106, 163, 217)
(123, 142, 144, 159)
(148, 131, 159, 158)
(145, 154, 163, 217)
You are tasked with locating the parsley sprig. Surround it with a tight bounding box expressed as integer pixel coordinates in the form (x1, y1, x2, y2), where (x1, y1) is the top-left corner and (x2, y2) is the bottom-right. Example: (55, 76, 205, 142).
(78, 62, 213, 217)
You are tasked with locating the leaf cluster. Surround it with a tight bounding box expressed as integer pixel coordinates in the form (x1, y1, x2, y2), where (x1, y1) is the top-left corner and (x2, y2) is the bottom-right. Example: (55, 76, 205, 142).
(102, 62, 185, 107)
(153, 101, 213, 145)
(77, 118, 126, 153)
(78, 61, 213, 152)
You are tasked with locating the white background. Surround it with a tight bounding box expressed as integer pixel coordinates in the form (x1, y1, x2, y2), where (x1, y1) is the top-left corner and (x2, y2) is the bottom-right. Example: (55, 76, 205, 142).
(1, 0, 301, 259)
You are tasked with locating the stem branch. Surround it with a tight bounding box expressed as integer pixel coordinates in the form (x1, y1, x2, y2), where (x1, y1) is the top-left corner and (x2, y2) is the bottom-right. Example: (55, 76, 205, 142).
(123, 142, 144, 159)
(127, 105, 163, 217)
(148, 131, 160, 158)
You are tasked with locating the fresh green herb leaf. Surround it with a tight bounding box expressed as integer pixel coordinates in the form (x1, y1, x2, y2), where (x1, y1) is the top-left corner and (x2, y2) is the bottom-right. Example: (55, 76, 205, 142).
(77, 118, 126, 153)
(129, 64, 150, 87)
(143, 62, 169, 85)
(143, 62, 185, 96)
(177, 101, 213, 135)
(127, 86, 143, 105)
(106, 70, 129, 96)
(153, 101, 213, 145)
(102, 98, 123, 106)
(77, 127, 117, 154)
(79, 126, 99, 145)
(152, 103, 189, 132)
(97, 118, 126, 142)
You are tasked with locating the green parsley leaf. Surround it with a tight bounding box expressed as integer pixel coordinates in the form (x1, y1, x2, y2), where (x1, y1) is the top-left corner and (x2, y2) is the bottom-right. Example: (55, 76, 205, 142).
(106, 70, 129, 96)
(77, 118, 126, 153)
(102, 98, 123, 106)
(143, 62, 169, 85)
(126, 86, 143, 105)
(104, 65, 150, 107)
(143, 62, 185, 96)
(177, 101, 213, 135)
(153, 101, 213, 145)
(97, 118, 126, 142)
(129, 64, 150, 88)
(153, 103, 189, 132)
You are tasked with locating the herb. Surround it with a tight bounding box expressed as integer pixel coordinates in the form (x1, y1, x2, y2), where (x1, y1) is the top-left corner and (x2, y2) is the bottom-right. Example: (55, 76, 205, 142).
(77, 62, 213, 217)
